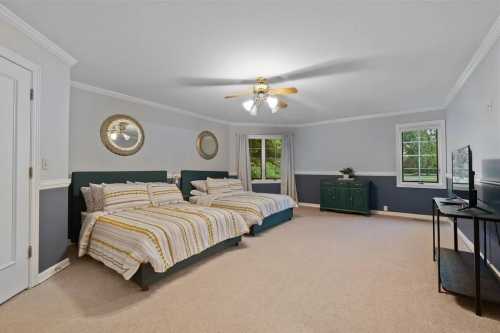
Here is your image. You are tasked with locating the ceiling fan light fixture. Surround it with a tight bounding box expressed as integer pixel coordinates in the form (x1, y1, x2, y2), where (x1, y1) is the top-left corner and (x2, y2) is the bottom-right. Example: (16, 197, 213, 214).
(242, 99, 255, 111)
(266, 96, 279, 109)
(249, 105, 258, 116)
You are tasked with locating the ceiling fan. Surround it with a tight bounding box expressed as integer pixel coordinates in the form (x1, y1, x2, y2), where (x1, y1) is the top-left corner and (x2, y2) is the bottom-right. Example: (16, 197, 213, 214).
(224, 77, 297, 115)
(177, 57, 371, 116)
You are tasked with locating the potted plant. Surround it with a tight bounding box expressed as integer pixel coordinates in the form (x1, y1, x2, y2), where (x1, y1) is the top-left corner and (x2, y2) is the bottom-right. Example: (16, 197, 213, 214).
(339, 167, 354, 180)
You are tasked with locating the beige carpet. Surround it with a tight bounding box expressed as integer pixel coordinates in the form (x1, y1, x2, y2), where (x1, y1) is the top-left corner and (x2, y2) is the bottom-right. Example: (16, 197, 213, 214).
(1, 207, 499, 333)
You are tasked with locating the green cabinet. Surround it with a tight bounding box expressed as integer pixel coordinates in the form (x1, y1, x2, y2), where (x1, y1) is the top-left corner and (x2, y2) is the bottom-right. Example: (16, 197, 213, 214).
(320, 179, 370, 215)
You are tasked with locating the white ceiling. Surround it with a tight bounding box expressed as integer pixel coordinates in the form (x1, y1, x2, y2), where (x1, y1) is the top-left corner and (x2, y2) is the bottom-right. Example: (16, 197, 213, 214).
(5, 1, 500, 125)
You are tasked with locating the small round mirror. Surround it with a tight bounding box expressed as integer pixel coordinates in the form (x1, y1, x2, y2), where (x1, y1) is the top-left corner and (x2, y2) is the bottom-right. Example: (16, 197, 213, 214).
(196, 131, 218, 160)
(100, 115, 144, 156)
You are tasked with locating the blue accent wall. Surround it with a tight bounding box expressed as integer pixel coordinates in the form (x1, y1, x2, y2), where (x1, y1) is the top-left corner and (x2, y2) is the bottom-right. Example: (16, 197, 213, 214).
(252, 182, 280, 194)
(39, 187, 68, 272)
(296, 174, 448, 215)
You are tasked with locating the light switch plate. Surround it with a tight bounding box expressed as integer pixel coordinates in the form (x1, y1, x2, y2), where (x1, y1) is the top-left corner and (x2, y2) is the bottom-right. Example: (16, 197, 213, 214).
(41, 158, 48, 170)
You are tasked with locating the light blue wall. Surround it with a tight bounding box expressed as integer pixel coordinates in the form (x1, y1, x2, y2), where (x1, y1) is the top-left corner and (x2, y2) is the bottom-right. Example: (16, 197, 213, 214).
(70, 87, 230, 176)
(293, 110, 446, 174)
(446, 35, 500, 271)
(446, 38, 500, 175)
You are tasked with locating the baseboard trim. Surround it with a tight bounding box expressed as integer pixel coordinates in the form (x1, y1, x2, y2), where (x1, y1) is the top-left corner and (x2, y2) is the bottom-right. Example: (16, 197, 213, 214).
(298, 203, 432, 221)
(371, 210, 432, 221)
(299, 202, 320, 208)
(37, 258, 70, 285)
(447, 218, 500, 279)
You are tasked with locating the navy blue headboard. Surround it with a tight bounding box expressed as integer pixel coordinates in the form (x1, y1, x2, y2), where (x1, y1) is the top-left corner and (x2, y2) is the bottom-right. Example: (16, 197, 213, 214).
(180, 170, 229, 199)
(68, 170, 167, 243)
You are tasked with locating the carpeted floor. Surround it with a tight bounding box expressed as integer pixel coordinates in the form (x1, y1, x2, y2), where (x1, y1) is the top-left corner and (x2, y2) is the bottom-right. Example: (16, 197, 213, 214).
(1, 207, 499, 333)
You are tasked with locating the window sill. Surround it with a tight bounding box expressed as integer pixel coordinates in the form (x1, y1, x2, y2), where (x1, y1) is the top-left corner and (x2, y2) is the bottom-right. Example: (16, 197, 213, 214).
(396, 182, 447, 190)
(252, 179, 281, 184)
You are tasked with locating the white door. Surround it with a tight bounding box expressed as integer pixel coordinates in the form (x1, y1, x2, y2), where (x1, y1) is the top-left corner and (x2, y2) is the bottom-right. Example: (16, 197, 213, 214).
(0, 56, 31, 304)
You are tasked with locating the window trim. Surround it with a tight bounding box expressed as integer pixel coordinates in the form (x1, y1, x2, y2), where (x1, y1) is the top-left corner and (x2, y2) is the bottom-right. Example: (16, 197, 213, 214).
(248, 135, 283, 184)
(395, 120, 446, 189)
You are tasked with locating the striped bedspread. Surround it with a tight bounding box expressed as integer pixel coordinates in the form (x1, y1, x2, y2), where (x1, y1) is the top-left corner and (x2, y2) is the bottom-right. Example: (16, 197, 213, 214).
(78, 203, 249, 279)
(190, 191, 297, 227)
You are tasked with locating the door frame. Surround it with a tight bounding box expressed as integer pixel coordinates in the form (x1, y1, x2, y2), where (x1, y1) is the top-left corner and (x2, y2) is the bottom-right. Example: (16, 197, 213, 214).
(0, 46, 41, 288)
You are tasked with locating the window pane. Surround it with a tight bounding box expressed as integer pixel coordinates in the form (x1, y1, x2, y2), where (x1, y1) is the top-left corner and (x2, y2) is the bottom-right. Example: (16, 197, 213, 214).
(420, 156, 438, 183)
(265, 138, 282, 180)
(402, 156, 419, 182)
(402, 130, 419, 142)
(401, 128, 439, 183)
(402, 142, 418, 156)
(419, 128, 437, 142)
(249, 139, 262, 180)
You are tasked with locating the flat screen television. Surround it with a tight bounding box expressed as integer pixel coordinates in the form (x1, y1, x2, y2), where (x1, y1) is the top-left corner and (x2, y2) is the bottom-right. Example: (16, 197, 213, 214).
(451, 145, 477, 207)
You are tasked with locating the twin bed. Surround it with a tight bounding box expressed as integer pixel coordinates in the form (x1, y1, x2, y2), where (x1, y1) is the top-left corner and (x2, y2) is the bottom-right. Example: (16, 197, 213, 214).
(180, 170, 296, 235)
(69, 170, 296, 289)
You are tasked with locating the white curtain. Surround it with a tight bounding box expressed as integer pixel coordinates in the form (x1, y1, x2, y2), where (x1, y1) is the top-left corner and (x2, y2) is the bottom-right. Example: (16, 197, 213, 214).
(236, 134, 253, 191)
(280, 133, 298, 200)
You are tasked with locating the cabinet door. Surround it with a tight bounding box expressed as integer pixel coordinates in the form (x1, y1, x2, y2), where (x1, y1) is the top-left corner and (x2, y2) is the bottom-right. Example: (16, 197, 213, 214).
(350, 188, 369, 213)
(335, 187, 349, 210)
(320, 187, 335, 208)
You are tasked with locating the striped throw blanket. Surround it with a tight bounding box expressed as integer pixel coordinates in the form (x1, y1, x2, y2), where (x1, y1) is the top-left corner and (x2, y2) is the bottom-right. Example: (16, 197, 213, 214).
(190, 191, 297, 227)
(78, 203, 249, 279)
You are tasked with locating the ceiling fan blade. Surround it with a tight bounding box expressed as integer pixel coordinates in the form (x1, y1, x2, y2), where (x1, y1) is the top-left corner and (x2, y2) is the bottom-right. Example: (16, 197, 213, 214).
(267, 58, 371, 83)
(271, 99, 287, 114)
(268, 87, 298, 95)
(177, 77, 255, 87)
(278, 99, 288, 108)
(224, 91, 252, 99)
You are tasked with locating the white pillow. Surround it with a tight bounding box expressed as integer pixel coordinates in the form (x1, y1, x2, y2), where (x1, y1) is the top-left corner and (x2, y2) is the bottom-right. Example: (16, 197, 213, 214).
(191, 180, 207, 193)
(89, 183, 105, 211)
(225, 178, 244, 192)
(81, 186, 95, 212)
(206, 178, 233, 195)
(148, 183, 184, 206)
(190, 189, 207, 196)
(103, 183, 150, 211)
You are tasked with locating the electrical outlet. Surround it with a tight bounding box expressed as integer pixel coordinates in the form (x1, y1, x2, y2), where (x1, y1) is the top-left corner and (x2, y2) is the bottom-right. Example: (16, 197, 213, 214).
(41, 158, 48, 170)
(383, 205, 389, 212)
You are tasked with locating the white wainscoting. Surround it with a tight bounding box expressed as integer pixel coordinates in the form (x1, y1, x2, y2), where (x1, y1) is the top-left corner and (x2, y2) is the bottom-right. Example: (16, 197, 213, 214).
(39, 178, 71, 190)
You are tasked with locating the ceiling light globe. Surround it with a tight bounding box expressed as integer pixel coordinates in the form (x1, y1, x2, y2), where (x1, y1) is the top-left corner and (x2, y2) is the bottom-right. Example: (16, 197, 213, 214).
(242, 99, 255, 111)
(267, 96, 279, 109)
(249, 106, 258, 116)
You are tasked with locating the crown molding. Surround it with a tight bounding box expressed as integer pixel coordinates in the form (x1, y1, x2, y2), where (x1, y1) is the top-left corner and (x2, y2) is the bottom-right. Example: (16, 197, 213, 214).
(445, 15, 500, 107)
(72, 80, 444, 128)
(230, 106, 444, 128)
(295, 171, 397, 176)
(71, 81, 231, 125)
(0, 5, 77, 67)
(293, 106, 444, 128)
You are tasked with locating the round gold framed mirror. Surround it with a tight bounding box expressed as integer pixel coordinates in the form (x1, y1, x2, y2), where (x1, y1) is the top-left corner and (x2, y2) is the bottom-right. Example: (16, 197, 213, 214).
(196, 131, 218, 160)
(100, 114, 144, 156)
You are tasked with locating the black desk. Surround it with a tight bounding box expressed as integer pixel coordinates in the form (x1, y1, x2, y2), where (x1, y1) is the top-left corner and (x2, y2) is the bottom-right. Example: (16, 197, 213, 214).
(432, 198, 500, 316)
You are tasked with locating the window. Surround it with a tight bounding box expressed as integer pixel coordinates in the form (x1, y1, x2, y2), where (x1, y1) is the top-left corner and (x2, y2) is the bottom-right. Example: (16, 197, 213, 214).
(396, 121, 446, 189)
(249, 136, 282, 182)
